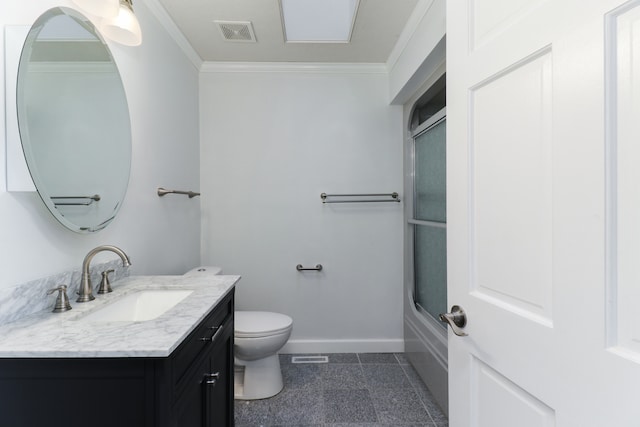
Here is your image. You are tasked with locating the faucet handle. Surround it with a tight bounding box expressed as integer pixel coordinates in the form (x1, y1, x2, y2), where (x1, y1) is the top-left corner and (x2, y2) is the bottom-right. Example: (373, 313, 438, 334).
(97, 269, 115, 294)
(47, 285, 72, 313)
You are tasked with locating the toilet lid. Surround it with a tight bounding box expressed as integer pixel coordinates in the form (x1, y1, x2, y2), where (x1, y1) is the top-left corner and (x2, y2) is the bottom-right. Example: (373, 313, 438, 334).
(235, 311, 293, 338)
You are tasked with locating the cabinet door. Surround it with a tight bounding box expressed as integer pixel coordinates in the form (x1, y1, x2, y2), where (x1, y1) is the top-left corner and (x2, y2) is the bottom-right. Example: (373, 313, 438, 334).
(206, 320, 234, 427)
(174, 353, 209, 427)
(0, 358, 152, 427)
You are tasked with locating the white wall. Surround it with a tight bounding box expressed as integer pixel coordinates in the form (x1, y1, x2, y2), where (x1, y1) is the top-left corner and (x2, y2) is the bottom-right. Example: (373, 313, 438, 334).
(200, 67, 404, 353)
(0, 0, 201, 290)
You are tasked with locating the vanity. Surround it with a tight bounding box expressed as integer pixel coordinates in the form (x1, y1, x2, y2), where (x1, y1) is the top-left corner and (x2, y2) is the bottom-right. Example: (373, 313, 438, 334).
(0, 275, 238, 427)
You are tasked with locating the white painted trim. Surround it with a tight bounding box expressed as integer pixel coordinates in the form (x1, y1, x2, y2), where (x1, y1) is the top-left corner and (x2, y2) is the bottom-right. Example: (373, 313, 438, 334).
(139, 0, 203, 71)
(200, 61, 388, 74)
(281, 338, 404, 354)
(386, 0, 436, 71)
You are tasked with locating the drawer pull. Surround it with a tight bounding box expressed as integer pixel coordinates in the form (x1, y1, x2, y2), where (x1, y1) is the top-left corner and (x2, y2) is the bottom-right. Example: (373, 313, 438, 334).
(199, 324, 225, 343)
(205, 372, 219, 386)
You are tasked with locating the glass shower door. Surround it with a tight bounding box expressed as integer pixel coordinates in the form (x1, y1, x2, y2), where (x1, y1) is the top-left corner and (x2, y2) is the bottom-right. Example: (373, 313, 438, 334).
(412, 111, 447, 324)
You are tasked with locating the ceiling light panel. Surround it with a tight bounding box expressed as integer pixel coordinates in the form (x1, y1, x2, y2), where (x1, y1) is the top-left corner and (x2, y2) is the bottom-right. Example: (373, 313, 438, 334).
(280, 0, 359, 43)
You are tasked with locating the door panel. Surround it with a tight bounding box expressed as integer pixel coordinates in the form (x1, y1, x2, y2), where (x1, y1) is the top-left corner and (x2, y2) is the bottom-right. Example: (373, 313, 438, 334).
(470, 49, 553, 324)
(448, 0, 640, 425)
(472, 357, 555, 427)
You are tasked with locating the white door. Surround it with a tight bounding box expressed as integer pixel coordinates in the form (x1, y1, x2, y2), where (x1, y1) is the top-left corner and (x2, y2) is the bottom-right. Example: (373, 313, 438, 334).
(446, 0, 640, 425)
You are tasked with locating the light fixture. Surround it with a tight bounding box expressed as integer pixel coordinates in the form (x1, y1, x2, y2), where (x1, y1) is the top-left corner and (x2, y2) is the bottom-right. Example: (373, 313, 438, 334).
(280, 0, 359, 43)
(71, 0, 119, 19)
(99, 0, 142, 46)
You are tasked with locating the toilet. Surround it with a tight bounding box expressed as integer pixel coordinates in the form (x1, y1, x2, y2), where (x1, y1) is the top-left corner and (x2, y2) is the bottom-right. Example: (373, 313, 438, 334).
(183, 266, 293, 400)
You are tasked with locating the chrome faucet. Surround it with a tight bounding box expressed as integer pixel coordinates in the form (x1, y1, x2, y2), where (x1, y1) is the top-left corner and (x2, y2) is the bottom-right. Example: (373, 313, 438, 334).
(77, 245, 131, 303)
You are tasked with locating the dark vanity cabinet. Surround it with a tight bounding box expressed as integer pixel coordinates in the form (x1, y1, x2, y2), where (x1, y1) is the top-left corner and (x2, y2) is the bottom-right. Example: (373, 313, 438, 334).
(0, 290, 234, 427)
(172, 290, 235, 427)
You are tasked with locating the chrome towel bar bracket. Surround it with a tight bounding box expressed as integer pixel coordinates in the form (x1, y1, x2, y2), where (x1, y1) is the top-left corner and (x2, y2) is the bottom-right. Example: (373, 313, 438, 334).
(157, 187, 200, 198)
(296, 264, 323, 272)
(320, 192, 400, 203)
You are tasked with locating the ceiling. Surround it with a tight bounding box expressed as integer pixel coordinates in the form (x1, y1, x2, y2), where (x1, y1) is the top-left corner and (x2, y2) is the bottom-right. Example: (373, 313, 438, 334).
(155, 0, 420, 63)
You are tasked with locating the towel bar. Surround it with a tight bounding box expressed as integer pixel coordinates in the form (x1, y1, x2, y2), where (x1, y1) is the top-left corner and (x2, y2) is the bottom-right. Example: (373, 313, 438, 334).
(320, 192, 400, 203)
(51, 194, 100, 206)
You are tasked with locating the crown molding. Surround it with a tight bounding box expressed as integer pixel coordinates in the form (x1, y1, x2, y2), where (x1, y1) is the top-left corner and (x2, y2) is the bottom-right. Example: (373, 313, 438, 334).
(139, 0, 203, 71)
(200, 61, 388, 74)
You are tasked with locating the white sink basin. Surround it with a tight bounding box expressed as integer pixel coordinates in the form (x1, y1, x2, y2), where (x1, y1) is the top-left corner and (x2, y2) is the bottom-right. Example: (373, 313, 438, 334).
(82, 290, 193, 322)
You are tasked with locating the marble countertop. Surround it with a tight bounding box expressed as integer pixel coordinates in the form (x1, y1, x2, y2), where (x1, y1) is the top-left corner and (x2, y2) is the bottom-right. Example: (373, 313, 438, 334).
(0, 274, 239, 358)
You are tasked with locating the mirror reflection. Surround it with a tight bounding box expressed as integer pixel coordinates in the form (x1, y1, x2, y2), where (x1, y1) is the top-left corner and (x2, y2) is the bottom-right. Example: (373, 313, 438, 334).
(17, 7, 131, 233)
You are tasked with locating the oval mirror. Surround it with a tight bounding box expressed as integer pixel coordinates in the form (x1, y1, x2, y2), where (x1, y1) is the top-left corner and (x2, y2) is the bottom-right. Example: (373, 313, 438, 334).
(16, 7, 131, 233)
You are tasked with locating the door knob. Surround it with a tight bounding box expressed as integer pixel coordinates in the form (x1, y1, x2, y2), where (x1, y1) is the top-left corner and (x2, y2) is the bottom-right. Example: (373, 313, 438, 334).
(439, 305, 468, 337)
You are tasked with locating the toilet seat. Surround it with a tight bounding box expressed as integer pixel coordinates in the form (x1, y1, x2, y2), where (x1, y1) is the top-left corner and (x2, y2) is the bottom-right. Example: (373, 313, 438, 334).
(235, 311, 293, 338)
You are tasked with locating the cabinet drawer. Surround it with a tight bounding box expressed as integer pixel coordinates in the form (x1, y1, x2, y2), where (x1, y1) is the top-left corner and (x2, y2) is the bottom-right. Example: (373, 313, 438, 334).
(172, 291, 233, 390)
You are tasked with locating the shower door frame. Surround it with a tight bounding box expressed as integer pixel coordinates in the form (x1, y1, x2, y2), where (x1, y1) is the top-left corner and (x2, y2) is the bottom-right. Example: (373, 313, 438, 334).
(403, 71, 448, 415)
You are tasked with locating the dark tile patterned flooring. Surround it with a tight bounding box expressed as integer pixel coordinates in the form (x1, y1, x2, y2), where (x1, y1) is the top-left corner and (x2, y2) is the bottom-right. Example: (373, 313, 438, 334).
(234, 353, 449, 427)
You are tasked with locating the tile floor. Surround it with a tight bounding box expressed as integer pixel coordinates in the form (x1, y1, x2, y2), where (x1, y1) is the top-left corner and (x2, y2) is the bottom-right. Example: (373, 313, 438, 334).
(234, 353, 449, 427)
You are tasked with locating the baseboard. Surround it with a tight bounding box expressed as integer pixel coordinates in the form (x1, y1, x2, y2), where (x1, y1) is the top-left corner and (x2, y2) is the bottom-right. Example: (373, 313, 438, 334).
(280, 339, 404, 354)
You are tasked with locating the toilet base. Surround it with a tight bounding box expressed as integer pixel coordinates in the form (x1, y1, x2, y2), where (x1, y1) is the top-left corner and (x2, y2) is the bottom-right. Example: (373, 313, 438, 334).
(234, 354, 283, 400)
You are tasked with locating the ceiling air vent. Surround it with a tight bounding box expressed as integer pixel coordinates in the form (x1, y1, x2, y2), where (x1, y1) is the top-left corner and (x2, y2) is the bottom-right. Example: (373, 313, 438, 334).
(214, 20, 257, 43)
